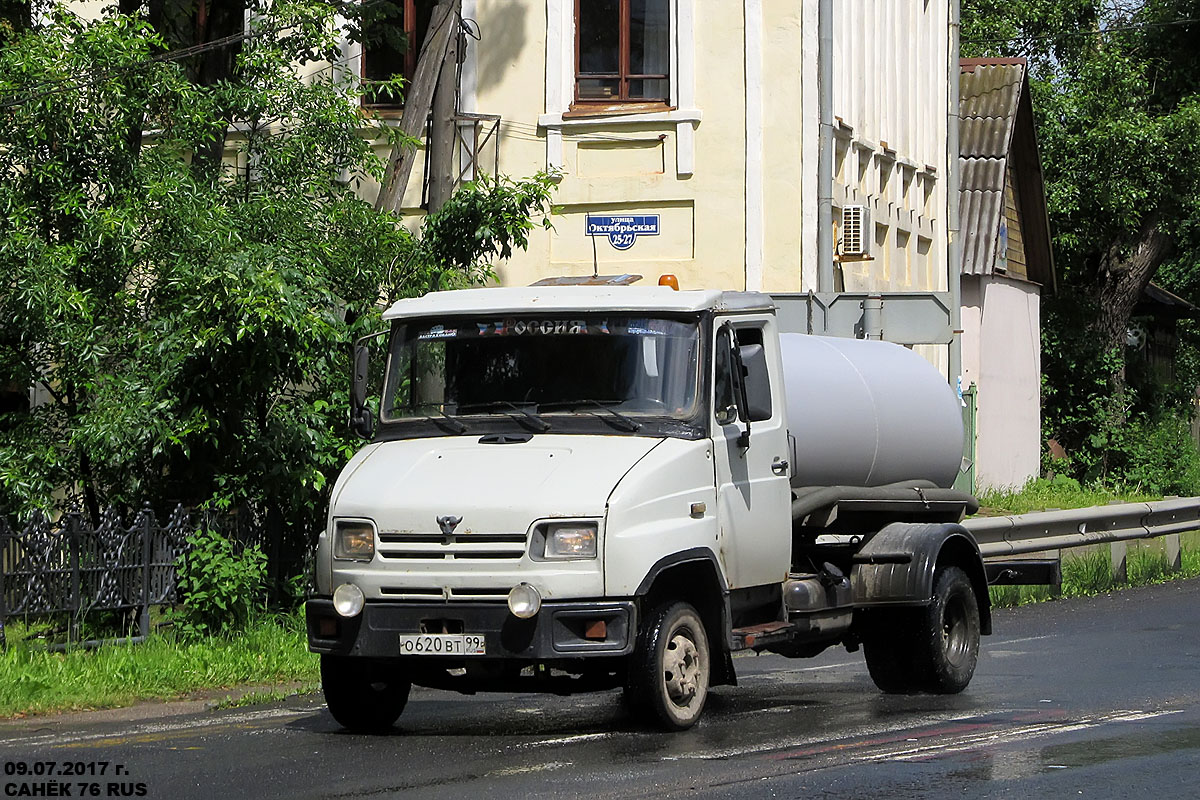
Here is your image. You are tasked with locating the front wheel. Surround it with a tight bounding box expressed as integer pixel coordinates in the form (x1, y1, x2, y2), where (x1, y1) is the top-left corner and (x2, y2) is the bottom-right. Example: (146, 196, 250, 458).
(321, 655, 411, 733)
(626, 602, 711, 731)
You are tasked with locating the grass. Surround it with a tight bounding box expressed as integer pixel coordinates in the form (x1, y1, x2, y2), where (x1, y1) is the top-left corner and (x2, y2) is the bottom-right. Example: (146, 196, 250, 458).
(978, 477, 1200, 608)
(0, 613, 319, 718)
(989, 536, 1200, 608)
(975, 477, 1158, 516)
(207, 684, 321, 712)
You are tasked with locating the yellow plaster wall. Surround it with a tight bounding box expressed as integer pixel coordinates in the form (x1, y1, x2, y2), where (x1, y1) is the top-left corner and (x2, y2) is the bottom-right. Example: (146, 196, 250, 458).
(474, 0, 750, 293)
(759, 3, 804, 292)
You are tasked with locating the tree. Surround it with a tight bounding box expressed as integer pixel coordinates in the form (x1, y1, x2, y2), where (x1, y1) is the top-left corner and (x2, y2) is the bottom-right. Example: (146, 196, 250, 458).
(0, 0, 555, 561)
(963, 1, 1200, 479)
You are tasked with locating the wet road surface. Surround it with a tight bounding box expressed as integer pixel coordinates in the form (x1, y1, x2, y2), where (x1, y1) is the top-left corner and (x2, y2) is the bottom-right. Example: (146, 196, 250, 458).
(2, 578, 1198, 799)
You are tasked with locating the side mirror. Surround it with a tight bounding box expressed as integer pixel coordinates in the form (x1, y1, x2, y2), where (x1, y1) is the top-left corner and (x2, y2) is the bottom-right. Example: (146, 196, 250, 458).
(350, 343, 374, 440)
(349, 330, 388, 441)
(737, 343, 773, 422)
(351, 344, 369, 411)
(350, 404, 375, 440)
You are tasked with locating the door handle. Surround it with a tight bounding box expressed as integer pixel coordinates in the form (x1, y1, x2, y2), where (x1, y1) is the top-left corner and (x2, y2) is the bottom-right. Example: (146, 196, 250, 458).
(771, 459, 789, 475)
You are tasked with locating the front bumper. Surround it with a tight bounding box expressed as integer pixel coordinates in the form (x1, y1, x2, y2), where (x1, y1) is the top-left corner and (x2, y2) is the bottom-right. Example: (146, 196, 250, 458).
(306, 598, 636, 660)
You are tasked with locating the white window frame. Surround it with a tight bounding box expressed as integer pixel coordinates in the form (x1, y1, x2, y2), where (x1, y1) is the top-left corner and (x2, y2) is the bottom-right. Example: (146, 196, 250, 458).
(541, 0, 699, 176)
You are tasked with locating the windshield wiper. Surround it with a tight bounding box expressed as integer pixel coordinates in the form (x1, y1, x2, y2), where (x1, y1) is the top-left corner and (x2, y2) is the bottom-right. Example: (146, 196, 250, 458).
(456, 400, 551, 432)
(402, 403, 469, 434)
(540, 399, 641, 432)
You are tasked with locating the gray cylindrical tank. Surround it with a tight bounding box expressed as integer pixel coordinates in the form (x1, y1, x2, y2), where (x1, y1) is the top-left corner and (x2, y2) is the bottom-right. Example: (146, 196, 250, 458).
(778, 334, 963, 488)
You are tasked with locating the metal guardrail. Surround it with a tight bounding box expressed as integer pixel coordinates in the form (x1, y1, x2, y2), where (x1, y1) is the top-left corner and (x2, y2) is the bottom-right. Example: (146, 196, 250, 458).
(961, 497, 1200, 558)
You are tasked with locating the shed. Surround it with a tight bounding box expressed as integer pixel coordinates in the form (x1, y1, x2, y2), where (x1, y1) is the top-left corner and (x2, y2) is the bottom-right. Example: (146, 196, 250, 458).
(958, 58, 1057, 489)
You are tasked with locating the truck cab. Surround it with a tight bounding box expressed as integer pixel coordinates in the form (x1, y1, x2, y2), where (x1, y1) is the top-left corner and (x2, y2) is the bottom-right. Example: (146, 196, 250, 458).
(307, 284, 988, 732)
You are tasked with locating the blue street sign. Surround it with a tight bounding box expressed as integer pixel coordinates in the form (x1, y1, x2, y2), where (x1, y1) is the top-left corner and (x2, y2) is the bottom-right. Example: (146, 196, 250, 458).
(586, 214, 660, 250)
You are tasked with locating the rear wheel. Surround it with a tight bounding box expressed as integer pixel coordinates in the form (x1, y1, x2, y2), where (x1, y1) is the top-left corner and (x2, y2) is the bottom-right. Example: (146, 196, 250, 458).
(626, 602, 711, 730)
(915, 566, 980, 693)
(864, 565, 981, 694)
(863, 614, 920, 693)
(321, 655, 411, 733)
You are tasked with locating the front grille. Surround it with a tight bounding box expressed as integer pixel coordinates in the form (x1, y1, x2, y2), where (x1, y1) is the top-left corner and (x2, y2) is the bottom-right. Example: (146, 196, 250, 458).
(379, 586, 510, 601)
(377, 531, 527, 561)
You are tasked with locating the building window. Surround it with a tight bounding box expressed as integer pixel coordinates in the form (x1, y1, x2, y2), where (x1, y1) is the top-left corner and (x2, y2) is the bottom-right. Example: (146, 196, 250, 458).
(361, 0, 437, 108)
(574, 0, 670, 108)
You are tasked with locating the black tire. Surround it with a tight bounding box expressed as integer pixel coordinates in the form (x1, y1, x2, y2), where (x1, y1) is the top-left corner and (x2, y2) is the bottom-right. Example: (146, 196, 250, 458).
(626, 602, 711, 731)
(863, 612, 921, 694)
(914, 565, 980, 693)
(321, 655, 411, 733)
(863, 566, 981, 695)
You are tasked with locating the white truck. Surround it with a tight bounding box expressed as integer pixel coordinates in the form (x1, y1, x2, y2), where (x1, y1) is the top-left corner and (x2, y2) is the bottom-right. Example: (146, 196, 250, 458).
(306, 282, 990, 731)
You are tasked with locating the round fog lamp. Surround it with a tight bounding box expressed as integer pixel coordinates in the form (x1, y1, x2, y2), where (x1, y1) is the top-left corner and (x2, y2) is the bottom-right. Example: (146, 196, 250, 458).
(332, 583, 365, 618)
(507, 583, 542, 619)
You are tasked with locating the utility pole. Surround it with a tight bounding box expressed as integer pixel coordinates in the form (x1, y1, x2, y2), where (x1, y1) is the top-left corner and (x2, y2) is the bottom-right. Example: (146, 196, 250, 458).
(375, 0, 460, 215)
(426, 0, 462, 213)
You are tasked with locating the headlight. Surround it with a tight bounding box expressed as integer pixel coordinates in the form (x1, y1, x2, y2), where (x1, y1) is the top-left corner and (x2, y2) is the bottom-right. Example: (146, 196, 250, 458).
(542, 522, 598, 559)
(333, 518, 376, 561)
(333, 583, 365, 617)
(507, 583, 542, 619)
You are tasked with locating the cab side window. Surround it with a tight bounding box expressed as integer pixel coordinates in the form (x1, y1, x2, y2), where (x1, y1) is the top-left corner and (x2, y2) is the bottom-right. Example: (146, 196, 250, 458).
(714, 327, 737, 425)
(714, 324, 773, 426)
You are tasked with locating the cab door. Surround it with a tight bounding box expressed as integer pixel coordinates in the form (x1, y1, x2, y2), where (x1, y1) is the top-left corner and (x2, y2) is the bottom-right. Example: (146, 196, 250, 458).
(711, 316, 793, 590)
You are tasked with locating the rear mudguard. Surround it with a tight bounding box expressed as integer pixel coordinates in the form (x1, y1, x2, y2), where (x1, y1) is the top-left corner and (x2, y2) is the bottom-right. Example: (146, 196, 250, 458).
(850, 522, 991, 634)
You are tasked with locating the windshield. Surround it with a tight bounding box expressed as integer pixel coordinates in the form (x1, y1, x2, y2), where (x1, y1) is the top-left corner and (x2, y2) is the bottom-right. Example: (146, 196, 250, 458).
(381, 314, 701, 426)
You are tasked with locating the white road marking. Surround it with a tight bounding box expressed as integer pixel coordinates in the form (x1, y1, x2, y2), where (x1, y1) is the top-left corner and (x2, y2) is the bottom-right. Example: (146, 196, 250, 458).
(886, 709, 1183, 761)
(660, 710, 980, 761)
(992, 635, 1052, 646)
(489, 761, 571, 776)
(661, 709, 1183, 763)
(516, 732, 613, 749)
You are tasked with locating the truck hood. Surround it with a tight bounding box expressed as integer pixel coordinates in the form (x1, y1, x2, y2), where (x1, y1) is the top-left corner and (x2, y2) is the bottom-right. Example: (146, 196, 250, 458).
(330, 435, 664, 534)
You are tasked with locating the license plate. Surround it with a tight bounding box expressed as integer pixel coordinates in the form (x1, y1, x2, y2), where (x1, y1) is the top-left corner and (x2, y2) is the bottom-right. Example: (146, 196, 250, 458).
(398, 633, 486, 656)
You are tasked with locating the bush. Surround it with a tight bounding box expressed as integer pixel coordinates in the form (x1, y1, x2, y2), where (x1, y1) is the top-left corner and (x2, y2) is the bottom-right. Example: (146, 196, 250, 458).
(173, 528, 267, 639)
(1110, 413, 1200, 496)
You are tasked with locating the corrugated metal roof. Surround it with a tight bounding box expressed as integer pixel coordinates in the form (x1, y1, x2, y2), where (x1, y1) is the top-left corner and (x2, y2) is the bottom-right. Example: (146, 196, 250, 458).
(959, 61, 1025, 277)
(960, 158, 1007, 194)
(960, 117, 1014, 159)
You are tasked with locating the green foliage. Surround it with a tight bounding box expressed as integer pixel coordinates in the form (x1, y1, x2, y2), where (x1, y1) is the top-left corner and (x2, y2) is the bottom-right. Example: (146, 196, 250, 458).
(0, 613, 317, 717)
(964, 1, 1200, 479)
(1039, 295, 1127, 464)
(964, 1, 1200, 277)
(0, 3, 556, 548)
(419, 172, 559, 288)
(173, 529, 267, 638)
(1106, 412, 1200, 495)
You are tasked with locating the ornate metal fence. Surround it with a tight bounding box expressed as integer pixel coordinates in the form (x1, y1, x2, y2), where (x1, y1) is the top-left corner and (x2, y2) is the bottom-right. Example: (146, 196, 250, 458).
(0, 504, 195, 645)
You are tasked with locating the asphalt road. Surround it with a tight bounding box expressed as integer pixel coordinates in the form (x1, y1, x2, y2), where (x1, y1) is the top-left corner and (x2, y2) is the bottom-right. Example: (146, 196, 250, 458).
(3, 579, 1199, 799)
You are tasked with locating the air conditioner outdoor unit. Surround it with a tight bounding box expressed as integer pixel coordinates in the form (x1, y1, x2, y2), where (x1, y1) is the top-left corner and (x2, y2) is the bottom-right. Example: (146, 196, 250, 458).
(841, 205, 871, 258)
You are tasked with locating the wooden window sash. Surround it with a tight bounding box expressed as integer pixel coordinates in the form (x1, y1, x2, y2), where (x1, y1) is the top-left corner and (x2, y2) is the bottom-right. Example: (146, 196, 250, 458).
(573, 0, 670, 107)
(362, 0, 418, 110)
